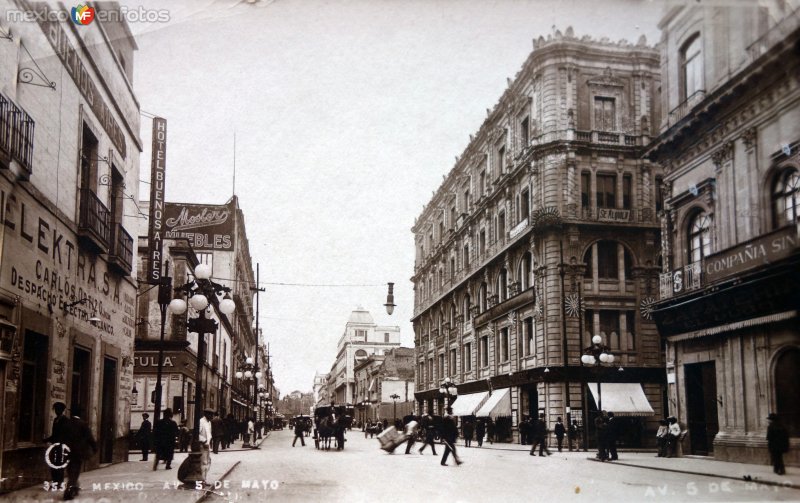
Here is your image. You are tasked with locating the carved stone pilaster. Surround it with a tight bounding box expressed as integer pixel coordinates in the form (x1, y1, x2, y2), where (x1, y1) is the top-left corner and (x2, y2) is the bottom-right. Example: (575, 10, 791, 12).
(741, 127, 757, 152)
(711, 141, 734, 171)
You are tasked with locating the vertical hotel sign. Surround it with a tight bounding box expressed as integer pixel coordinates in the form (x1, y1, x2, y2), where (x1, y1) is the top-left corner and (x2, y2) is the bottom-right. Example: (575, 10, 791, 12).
(146, 118, 167, 283)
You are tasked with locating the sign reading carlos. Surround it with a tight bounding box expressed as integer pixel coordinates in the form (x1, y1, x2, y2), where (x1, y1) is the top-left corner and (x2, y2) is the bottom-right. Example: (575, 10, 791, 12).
(163, 200, 235, 251)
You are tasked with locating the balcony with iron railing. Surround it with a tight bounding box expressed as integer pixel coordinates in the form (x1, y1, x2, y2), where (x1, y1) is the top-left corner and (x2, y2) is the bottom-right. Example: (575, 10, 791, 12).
(658, 261, 702, 300)
(578, 206, 657, 224)
(574, 130, 641, 146)
(109, 223, 133, 275)
(667, 90, 706, 128)
(0, 93, 35, 177)
(78, 187, 111, 252)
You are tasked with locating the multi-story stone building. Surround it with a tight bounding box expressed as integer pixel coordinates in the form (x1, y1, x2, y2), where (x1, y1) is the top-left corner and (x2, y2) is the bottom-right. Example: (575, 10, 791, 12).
(313, 371, 329, 406)
(648, 2, 800, 464)
(354, 347, 415, 423)
(0, 2, 141, 486)
(412, 28, 665, 445)
(328, 307, 400, 404)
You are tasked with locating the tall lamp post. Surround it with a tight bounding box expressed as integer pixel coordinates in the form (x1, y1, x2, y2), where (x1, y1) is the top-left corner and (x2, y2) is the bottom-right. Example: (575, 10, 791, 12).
(580, 334, 622, 446)
(167, 263, 236, 440)
(235, 357, 262, 447)
(439, 377, 457, 410)
(390, 393, 400, 423)
(152, 261, 173, 424)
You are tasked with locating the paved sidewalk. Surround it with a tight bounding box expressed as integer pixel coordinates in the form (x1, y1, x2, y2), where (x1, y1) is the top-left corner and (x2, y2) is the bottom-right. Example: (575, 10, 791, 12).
(5, 435, 269, 503)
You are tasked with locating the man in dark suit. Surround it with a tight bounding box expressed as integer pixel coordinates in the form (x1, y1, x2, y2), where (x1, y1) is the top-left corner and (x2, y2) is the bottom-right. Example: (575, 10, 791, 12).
(767, 413, 789, 475)
(606, 411, 619, 461)
(153, 408, 179, 470)
(595, 410, 609, 461)
(44, 402, 68, 484)
(136, 413, 151, 461)
(529, 413, 551, 456)
(62, 405, 97, 500)
(211, 412, 225, 453)
(440, 407, 462, 466)
(418, 412, 438, 455)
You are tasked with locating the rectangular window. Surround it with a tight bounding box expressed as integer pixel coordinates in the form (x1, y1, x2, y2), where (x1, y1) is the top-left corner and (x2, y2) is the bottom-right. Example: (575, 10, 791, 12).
(497, 211, 506, 242)
(428, 359, 433, 383)
(18, 330, 48, 442)
(80, 124, 99, 192)
(439, 221, 445, 241)
(480, 336, 489, 367)
(419, 362, 425, 383)
(521, 117, 530, 146)
(384, 333, 390, 343)
(438, 354, 444, 379)
(623, 174, 632, 210)
(626, 311, 636, 351)
(450, 258, 455, 279)
(597, 241, 619, 279)
(600, 310, 621, 350)
(463, 244, 470, 270)
(655, 176, 664, 213)
(71, 347, 91, 418)
(584, 309, 594, 349)
(520, 188, 530, 220)
(450, 349, 457, 375)
(581, 172, 591, 209)
(480, 171, 486, 196)
(596, 174, 617, 209)
(464, 342, 472, 372)
(500, 327, 509, 362)
(496, 145, 506, 174)
(450, 206, 457, 228)
(594, 97, 616, 131)
(525, 317, 534, 356)
(464, 190, 471, 212)
(479, 230, 486, 255)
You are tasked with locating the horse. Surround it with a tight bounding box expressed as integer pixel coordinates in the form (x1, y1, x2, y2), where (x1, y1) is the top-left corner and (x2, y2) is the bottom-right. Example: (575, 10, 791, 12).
(315, 415, 346, 450)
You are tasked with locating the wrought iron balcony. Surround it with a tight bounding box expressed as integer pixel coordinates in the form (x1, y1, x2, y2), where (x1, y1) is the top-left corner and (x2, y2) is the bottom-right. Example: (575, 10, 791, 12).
(78, 188, 111, 252)
(0, 93, 35, 177)
(668, 90, 706, 128)
(109, 223, 133, 275)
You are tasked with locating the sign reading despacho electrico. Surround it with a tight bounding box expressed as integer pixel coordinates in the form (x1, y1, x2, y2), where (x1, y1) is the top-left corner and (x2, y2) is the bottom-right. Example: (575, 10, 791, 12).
(146, 118, 167, 283)
(20, 1, 127, 159)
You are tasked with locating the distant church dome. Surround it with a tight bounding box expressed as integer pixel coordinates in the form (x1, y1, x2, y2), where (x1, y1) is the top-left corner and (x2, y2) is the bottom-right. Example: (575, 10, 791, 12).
(347, 306, 374, 325)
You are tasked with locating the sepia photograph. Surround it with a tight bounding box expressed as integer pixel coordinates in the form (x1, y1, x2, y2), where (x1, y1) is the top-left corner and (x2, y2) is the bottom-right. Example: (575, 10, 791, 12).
(0, 0, 798, 501)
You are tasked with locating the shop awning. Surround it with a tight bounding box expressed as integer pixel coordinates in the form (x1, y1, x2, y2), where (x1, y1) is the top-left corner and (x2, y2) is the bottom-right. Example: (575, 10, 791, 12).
(450, 391, 489, 416)
(587, 383, 655, 417)
(232, 398, 248, 407)
(475, 388, 511, 418)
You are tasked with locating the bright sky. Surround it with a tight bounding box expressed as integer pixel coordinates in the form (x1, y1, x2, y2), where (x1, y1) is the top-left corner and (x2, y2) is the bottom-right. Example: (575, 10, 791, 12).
(129, 0, 664, 394)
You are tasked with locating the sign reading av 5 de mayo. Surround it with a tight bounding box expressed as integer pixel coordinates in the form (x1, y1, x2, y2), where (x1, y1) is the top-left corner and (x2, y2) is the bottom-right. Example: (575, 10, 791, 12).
(0, 188, 136, 339)
(163, 201, 235, 251)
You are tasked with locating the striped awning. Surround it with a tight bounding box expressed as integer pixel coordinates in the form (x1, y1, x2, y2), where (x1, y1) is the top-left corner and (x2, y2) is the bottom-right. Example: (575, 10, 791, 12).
(475, 388, 511, 418)
(587, 383, 654, 417)
(450, 391, 489, 416)
(232, 398, 248, 407)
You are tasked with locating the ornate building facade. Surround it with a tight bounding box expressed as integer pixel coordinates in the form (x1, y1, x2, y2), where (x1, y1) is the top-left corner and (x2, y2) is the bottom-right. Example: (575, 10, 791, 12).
(412, 28, 666, 445)
(0, 2, 141, 487)
(648, 2, 800, 464)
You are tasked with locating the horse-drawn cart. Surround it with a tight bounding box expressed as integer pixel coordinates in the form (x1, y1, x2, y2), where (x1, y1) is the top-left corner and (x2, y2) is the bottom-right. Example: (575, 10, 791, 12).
(313, 405, 351, 450)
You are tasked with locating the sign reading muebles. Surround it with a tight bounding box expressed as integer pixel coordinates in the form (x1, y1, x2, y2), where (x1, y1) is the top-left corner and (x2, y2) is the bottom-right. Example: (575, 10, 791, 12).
(164, 201, 235, 251)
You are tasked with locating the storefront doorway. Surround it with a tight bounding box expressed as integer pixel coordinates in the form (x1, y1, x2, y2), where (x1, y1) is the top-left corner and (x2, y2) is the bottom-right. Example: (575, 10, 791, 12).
(99, 357, 117, 464)
(685, 361, 719, 455)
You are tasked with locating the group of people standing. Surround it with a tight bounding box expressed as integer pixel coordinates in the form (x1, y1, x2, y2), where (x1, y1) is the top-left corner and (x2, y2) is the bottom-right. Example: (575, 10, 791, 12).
(654, 416, 683, 458)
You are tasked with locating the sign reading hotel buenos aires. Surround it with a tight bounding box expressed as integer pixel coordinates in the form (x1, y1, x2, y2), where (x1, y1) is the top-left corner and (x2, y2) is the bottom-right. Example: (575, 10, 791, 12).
(146, 118, 167, 284)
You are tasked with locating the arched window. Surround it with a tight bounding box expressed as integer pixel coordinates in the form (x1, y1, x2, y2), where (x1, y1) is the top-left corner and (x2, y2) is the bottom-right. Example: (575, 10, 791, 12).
(688, 211, 712, 264)
(497, 268, 508, 302)
(774, 348, 800, 436)
(463, 294, 472, 321)
(479, 282, 488, 312)
(773, 167, 800, 228)
(680, 33, 703, 100)
(519, 252, 533, 291)
(449, 303, 456, 327)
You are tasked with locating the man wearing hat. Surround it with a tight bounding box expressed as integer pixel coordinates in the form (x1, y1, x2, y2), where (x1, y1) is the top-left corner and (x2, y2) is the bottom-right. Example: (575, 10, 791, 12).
(136, 413, 152, 461)
(767, 413, 789, 475)
(198, 409, 214, 482)
(440, 406, 462, 466)
(44, 402, 69, 484)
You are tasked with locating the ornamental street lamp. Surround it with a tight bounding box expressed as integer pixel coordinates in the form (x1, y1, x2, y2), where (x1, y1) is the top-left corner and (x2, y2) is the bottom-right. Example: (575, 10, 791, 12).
(580, 334, 623, 446)
(235, 356, 262, 447)
(168, 263, 235, 441)
(384, 282, 396, 315)
(439, 377, 457, 409)
(390, 393, 400, 423)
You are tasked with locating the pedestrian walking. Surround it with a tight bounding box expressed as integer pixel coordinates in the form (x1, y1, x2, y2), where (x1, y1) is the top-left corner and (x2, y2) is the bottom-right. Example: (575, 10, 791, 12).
(211, 412, 225, 453)
(567, 419, 580, 452)
(463, 419, 474, 448)
(529, 413, 551, 457)
(44, 402, 68, 485)
(554, 417, 566, 452)
(767, 413, 789, 475)
(440, 407, 462, 466)
(246, 417, 255, 446)
(224, 414, 237, 448)
(475, 419, 486, 448)
(136, 413, 151, 461)
(198, 409, 214, 482)
(178, 421, 192, 453)
(418, 412, 438, 455)
(292, 417, 306, 447)
(519, 416, 530, 445)
(62, 405, 97, 500)
(595, 410, 609, 461)
(152, 408, 178, 470)
(403, 416, 419, 454)
(487, 418, 495, 444)
(655, 419, 669, 457)
(666, 416, 681, 458)
(606, 412, 619, 461)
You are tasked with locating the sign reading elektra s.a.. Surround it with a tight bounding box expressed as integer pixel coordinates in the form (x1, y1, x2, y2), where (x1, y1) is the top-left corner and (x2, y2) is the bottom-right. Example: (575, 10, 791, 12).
(146, 118, 167, 284)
